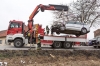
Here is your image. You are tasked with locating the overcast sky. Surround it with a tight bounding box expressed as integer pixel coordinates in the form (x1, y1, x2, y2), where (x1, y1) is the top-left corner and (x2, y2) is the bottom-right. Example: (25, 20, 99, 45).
(0, 0, 74, 30)
(0, 0, 97, 39)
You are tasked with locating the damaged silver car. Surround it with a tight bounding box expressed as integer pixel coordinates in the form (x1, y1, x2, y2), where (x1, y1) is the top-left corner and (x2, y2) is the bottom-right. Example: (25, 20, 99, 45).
(51, 21, 90, 37)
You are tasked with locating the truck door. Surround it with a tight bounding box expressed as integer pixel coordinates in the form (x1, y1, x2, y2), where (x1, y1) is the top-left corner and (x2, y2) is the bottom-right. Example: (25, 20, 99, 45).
(7, 22, 22, 35)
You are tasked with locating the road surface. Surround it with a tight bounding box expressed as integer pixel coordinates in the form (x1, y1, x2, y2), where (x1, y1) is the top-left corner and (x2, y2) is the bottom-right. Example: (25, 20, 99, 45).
(0, 45, 99, 50)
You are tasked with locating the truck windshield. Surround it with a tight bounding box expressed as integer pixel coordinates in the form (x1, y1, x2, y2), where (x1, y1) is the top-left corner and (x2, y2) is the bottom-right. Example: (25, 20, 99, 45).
(9, 22, 20, 28)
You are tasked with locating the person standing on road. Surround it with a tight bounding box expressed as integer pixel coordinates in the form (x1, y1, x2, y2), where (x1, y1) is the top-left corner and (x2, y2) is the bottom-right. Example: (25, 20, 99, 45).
(46, 25, 50, 35)
(37, 34, 41, 50)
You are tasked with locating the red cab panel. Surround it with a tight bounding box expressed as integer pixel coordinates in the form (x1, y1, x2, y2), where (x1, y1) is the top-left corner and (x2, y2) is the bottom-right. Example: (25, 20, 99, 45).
(7, 20, 23, 35)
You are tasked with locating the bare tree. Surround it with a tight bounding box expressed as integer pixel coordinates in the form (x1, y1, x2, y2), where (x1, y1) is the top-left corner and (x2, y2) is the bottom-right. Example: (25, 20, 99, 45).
(52, 0, 100, 27)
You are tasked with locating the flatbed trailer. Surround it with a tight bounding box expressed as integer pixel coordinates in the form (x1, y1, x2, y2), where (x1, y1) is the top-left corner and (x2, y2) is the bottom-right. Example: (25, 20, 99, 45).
(40, 35, 87, 48)
(6, 34, 87, 49)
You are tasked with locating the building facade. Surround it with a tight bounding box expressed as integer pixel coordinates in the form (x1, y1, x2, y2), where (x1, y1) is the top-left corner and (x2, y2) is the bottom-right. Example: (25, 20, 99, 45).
(94, 29, 100, 38)
(0, 30, 6, 46)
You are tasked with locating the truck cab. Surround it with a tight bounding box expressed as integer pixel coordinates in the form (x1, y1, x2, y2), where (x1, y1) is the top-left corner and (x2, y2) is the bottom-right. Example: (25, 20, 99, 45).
(6, 20, 45, 48)
(7, 20, 25, 35)
(6, 20, 26, 47)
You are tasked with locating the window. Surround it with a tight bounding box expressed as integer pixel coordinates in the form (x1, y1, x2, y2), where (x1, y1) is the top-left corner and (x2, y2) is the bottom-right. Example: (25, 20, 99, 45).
(10, 22, 20, 28)
(75, 22, 86, 25)
(67, 21, 76, 24)
(0, 40, 2, 44)
(75, 22, 81, 25)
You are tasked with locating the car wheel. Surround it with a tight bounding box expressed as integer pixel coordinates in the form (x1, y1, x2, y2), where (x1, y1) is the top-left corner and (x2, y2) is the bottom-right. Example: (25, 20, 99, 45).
(56, 28, 60, 34)
(81, 28, 87, 34)
(56, 32, 60, 34)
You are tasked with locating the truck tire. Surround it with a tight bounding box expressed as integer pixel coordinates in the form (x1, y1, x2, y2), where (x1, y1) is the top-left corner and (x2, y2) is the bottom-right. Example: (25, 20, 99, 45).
(63, 42, 72, 49)
(52, 41, 62, 48)
(14, 39, 24, 48)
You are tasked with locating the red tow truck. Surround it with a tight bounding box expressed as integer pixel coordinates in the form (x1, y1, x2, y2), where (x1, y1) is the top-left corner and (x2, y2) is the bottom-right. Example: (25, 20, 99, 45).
(5, 4, 87, 49)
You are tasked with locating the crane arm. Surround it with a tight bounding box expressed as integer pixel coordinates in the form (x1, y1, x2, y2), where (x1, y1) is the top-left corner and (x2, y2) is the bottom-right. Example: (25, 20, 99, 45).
(28, 4, 68, 33)
(29, 4, 68, 20)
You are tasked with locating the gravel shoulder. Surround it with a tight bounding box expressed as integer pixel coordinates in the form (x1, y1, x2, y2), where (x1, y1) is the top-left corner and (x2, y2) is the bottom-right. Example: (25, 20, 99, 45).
(0, 50, 100, 66)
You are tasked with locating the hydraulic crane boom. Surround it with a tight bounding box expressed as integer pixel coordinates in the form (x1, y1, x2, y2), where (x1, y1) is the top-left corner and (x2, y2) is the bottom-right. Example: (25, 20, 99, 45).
(28, 4, 68, 33)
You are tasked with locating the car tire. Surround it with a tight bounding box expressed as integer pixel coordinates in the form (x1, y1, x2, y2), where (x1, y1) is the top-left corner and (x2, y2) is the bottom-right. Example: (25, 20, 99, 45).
(52, 41, 62, 48)
(56, 32, 60, 34)
(81, 28, 87, 34)
(14, 39, 24, 48)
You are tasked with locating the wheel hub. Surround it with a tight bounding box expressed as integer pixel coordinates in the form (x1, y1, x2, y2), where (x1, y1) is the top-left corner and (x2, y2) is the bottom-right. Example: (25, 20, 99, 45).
(82, 29, 86, 33)
(55, 42, 60, 47)
(65, 43, 70, 47)
(16, 41, 21, 46)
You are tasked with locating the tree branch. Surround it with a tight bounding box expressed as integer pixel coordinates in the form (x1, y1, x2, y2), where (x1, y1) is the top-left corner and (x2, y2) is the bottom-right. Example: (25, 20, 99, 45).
(90, 15, 100, 27)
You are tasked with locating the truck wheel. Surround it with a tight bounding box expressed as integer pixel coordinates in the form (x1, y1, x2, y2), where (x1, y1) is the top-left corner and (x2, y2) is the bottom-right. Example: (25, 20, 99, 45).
(14, 39, 23, 48)
(52, 41, 62, 48)
(63, 42, 72, 49)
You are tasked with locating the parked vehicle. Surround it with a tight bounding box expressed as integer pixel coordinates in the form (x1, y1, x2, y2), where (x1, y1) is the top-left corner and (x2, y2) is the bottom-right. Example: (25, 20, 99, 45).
(51, 21, 90, 37)
(88, 39, 97, 46)
(92, 37, 100, 48)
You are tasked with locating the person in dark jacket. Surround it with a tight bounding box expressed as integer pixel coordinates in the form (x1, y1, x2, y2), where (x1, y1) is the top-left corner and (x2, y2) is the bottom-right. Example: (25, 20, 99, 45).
(37, 34, 41, 50)
(46, 25, 50, 35)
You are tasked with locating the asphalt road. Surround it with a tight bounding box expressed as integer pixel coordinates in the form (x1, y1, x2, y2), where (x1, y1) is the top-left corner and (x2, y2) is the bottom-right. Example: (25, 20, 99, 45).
(0, 45, 100, 50)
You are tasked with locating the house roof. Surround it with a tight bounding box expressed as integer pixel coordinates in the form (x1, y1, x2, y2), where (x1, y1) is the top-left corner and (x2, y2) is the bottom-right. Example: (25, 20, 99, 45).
(0, 30, 7, 38)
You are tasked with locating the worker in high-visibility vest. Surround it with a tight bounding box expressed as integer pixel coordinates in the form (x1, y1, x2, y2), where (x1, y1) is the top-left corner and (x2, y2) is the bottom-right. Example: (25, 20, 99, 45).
(46, 25, 50, 35)
(37, 34, 41, 49)
(27, 32, 31, 43)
